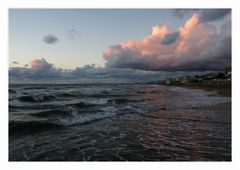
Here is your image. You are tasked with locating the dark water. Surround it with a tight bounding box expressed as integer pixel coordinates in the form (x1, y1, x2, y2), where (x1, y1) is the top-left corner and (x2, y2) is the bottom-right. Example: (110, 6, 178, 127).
(9, 84, 231, 161)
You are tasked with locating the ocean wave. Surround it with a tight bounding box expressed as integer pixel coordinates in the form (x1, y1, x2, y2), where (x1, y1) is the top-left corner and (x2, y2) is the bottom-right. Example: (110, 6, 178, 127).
(120, 105, 146, 114)
(57, 107, 119, 126)
(107, 98, 143, 105)
(30, 109, 69, 117)
(30, 107, 102, 118)
(55, 105, 145, 126)
(9, 120, 62, 135)
(18, 95, 56, 102)
(86, 98, 109, 105)
(9, 89, 16, 94)
(27, 103, 146, 127)
(69, 102, 96, 108)
(56, 93, 78, 98)
(107, 98, 130, 105)
(88, 94, 122, 98)
(23, 86, 47, 90)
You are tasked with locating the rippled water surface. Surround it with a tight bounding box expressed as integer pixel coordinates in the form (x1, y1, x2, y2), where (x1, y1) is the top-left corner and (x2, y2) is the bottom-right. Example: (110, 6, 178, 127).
(9, 84, 231, 161)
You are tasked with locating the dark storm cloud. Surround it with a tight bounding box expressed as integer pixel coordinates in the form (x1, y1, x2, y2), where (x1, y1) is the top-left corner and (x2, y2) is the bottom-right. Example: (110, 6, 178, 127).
(173, 9, 198, 18)
(42, 34, 59, 44)
(161, 31, 180, 45)
(198, 9, 231, 22)
(173, 9, 230, 22)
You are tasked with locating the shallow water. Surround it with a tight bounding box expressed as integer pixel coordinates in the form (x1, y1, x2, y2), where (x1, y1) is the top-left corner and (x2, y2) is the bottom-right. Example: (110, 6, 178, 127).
(9, 84, 231, 161)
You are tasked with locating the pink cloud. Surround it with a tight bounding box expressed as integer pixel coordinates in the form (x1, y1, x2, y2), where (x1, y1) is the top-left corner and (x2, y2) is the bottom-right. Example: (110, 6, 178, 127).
(30, 58, 53, 72)
(103, 13, 231, 71)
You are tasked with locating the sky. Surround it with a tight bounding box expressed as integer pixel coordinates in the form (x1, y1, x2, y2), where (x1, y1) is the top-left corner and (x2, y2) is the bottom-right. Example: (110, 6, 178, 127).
(9, 9, 231, 83)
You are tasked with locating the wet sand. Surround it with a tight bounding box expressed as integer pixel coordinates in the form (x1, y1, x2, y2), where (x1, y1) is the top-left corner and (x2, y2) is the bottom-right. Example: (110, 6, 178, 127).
(186, 86, 231, 97)
(165, 84, 231, 97)
(195, 102, 231, 111)
(174, 84, 231, 121)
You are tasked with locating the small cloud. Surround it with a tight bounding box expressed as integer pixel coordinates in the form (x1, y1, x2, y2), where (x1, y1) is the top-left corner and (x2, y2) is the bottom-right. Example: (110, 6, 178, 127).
(43, 34, 59, 44)
(66, 27, 81, 41)
(12, 61, 19, 64)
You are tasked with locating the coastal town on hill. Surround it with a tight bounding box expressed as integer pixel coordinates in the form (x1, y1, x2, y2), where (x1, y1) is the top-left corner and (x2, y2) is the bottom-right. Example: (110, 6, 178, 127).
(149, 67, 231, 91)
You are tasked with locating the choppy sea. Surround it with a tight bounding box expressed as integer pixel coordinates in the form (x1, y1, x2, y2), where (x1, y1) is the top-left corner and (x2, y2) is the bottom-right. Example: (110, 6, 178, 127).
(9, 84, 231, 161)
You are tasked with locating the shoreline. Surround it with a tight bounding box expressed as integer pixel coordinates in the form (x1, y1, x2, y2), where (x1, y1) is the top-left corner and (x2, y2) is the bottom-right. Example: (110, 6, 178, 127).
(196, 102, 231, 111)
(163, 84, 231, 97)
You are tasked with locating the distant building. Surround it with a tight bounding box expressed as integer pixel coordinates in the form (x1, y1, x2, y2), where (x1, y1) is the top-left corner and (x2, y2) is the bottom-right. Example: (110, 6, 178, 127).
(179, 76, 188, 84)
(181, 79, 189, 84)
(225, 67, 231, 75)
(165, 79, 171, 85)
(225, 67, 231, 79)
(175, 77, 182, 81)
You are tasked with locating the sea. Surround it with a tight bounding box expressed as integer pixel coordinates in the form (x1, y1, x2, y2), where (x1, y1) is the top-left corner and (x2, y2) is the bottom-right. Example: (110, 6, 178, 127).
(9, 84, 231, 161)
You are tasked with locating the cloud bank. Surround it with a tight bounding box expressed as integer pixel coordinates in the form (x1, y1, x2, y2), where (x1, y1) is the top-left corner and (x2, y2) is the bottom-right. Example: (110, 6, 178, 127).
(9, 58, 63, 81)
(103, 12, 231, 71)
(9, 58, 208, 84)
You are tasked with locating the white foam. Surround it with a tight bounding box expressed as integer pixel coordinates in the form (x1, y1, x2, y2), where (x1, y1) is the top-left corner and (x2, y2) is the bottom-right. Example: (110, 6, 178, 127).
(87, 98, 108, 105)
(120, 105, 145, 114)
(100, 106, 119, 113)
(57, 106, 119, 126)
(58, 112, 117, 126)
(56, 105, 146, 126)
